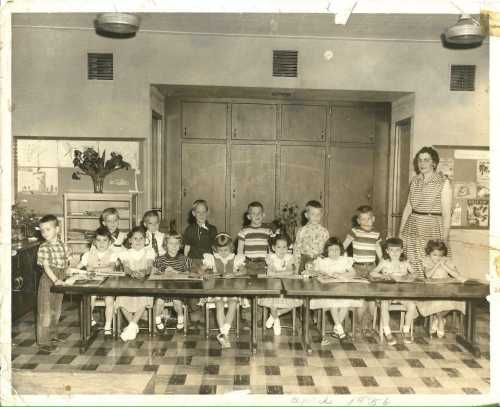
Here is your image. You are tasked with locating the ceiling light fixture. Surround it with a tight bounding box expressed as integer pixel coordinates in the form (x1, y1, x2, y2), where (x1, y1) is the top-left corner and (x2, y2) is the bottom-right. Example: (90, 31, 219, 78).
(444, 14, 485, 45)
(95, 13, 140, 37)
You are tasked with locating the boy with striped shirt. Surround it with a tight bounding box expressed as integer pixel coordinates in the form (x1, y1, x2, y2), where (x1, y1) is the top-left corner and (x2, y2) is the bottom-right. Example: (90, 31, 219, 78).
(237, 201, 272, 275)
(343, 205, 382, 336)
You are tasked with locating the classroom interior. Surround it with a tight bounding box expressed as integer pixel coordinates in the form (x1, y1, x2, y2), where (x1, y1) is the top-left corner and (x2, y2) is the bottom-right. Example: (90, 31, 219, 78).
(9, 10, 490, 397)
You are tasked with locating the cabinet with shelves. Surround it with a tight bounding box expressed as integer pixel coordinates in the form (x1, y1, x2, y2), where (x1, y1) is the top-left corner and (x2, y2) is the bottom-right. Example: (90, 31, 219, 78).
(63, 193, 138, 253)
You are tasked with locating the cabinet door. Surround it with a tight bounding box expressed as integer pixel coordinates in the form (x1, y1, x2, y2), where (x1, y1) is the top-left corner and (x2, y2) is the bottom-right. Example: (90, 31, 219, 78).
(279, 146, 326, 210)
(328, 146, 374, 238)
(229, 145, 276, 237)
(181, 101, 227, 139)
(333, 106, 375, 144)
(231, 103, 277, 140)
(181, 143, 227, 232)
(281, 104, 328, 141)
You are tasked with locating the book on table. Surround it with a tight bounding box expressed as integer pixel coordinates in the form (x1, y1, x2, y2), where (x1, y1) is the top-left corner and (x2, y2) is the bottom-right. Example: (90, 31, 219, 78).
(148, 272, 203, 281)
(317, 276, 370, 284)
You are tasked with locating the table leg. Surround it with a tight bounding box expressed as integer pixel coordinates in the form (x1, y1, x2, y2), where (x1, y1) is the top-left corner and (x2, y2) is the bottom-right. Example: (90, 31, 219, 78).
(302, 298, 312, 354)
(456, 300, 481, 357)
(79, 295, 95, 353)
(251, 297, 257, 354)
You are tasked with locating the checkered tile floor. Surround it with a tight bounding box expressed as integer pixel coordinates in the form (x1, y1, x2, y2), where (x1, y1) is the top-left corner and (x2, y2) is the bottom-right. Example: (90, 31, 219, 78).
(11, 301, 490, 395)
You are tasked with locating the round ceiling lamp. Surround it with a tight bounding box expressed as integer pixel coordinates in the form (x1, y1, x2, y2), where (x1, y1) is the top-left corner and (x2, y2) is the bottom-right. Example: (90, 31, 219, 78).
(444, 14, 485, 45)
(96, 13, 140, 36)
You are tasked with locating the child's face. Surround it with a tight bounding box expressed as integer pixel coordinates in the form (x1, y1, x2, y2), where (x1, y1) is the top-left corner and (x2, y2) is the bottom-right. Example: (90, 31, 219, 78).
(40, 221, 59, 242)
(193, 204, 208, 225)
(144, 216, 159, 233)
(130, 232, 146, 251)
(327, 244, 341, 260)
(95, 235, 111, 251)
(386, 245, 402, 261)
(358, 212, 375, 230)
(429, 249, 444, 264)
(215, 245, 232, 258)
(306, 207, 322, 224)
(166, 238, 181, 256)
(247, 206, 264, 226)
(273, 240, 288, 258)
(103, 214, 119, 232)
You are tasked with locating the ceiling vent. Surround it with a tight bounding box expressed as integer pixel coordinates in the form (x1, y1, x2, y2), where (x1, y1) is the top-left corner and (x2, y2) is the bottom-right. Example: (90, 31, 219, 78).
(273, 50, 298, 78)
(88, 53, 113, 80)
(450, 64, 475, 91)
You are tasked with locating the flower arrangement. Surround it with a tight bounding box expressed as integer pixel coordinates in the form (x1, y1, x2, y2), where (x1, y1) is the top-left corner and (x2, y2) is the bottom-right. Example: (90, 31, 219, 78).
(72, 147, 130, 193)
(272, 202, 300, 244)
(12, 201, 40, 240)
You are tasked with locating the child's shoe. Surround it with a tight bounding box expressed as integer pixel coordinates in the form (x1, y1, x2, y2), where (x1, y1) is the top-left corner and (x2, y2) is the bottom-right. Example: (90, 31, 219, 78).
(91, 319, 97, 327)
(333, 324, 347, 340)
(216, 333, 225, 346)
(120, 324, 134, 341)
(221, 335, 231, 349)
(430, 316, 438, 334)
(273, 318, 281, 336)
(384, 333, 397, 346)
(265, 315, 274, 329)
(402, 331, 413, 344)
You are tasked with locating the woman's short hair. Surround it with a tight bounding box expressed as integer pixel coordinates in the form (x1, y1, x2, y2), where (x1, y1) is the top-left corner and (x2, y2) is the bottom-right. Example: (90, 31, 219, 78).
(413, 146, 440, 173)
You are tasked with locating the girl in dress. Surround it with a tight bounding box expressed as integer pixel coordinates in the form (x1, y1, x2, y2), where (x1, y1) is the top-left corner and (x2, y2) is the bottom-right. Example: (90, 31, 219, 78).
(416, 240, 466, 338)
(201, 233, 246, 348)
(152, 233, 192, 331)
(311, 237, 363, 345)
(78, 226, 119, 337)
(115, 226, 155, 342)
(370, 238, 418, 345)
(258, 234, 303, 336)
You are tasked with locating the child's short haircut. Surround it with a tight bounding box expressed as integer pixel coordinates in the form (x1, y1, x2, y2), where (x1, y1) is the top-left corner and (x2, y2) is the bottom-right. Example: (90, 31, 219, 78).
(357, 205, 373, 215)
(124, 226, 147, 248)
(143, 210, 160, 222)
(270, 233, 291, 249)
(193, 199, 209, 211)
(322, 237, 344, 257)
(425, 239, 448, 256)
(213, 232, 233, 250)
(95, 226, 112, 240)
(39, 214, 59, 227)
(382, 237, 407, 261)
(100, 207, 120, 224)
(163, 232, 183, 249)
(248, 201, 264, 211)
(306, 200, 322, 209)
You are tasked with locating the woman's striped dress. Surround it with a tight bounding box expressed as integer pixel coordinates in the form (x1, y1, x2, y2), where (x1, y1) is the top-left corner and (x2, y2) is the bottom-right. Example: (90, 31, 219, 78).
(401, 172, 449, 278)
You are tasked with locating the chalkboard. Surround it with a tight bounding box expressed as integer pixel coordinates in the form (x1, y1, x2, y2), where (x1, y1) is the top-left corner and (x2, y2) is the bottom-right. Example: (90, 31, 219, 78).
(434, 145, 489, 230)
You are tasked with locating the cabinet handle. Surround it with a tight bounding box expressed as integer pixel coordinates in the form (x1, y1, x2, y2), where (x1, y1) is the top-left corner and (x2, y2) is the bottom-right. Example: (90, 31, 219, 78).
(183, 188, 187, 197)
(232, 189, 236, 199)
(319, 192, 323, 202)
(321, 130, 325, 140)
(233, 128, 237, 138)
(183, 127, 187, 137)
(13, 276, 23, 290)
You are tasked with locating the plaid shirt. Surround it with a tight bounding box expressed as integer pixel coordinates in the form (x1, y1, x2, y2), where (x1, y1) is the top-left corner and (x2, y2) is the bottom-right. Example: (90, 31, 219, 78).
(37, 240, 71, 275)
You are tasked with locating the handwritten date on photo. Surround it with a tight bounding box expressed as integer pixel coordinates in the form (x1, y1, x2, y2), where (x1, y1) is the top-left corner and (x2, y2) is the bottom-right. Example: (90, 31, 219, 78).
(291, 396, 391, 406)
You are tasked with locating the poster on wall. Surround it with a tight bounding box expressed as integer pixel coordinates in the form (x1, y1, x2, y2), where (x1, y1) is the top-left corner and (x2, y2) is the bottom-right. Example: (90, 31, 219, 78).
(453, 182, 476, 199)
(477, 160, 489, 182)
(437, 157, 454, 180)
(466, 199, 489, 228)
(17, 168, 58, 194)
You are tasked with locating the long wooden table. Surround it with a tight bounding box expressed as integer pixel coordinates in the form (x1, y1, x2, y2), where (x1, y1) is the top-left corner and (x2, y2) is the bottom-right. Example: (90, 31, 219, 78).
(52, 276, 282, 352)
(282, 279, 489, 357)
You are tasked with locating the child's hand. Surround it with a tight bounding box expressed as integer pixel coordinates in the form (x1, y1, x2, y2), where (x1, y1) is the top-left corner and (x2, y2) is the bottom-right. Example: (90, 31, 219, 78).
(165, 266, 176, 274)
(54, 279, 65, 286)
(456, 276, 467, 283)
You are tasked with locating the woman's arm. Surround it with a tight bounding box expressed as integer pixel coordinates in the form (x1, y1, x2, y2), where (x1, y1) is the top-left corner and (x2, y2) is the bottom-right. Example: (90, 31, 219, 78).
(398, 199, 412, 237)
(441, 179, 452, 242)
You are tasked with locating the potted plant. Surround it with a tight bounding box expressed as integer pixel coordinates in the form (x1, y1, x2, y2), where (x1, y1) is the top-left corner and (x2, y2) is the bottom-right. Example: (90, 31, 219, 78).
(72, 147, 130, 193)
(272, 202, 300, 244)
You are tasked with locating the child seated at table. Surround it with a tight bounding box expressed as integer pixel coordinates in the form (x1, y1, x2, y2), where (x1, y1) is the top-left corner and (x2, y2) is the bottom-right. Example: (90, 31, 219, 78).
(152, 232, 192, 332)
(370, 237, 418, 345)
(201, 233, 246, 348)
(258, 233, 303, 336)
(115, 226, 155, 342)
(100, 207, 128, 252)
(416, 240, 466, 338)
(78, 226, 119, 337)
(310, 237, 363, 344)
(142, 209, 165, 257)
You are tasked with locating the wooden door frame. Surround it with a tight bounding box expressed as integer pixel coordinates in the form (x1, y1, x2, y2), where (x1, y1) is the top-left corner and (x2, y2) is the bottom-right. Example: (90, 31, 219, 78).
(387, 117, 413, 236)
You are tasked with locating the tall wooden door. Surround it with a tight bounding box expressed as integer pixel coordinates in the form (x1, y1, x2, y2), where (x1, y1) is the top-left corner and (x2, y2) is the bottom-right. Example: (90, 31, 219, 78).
(181, 143, 227, 232)
(229, 144, 276, 237)
(328, 146, 374, 238)
(279, 146, 326, 211)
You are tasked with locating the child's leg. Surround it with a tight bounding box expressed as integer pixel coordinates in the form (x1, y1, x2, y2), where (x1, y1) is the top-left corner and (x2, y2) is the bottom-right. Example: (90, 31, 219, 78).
(154, 298, 165, 325)
(104, 296, 114, 330)
(120, 307, 134, 323)
(380, 300, 391, 335)
(49, 292, 64, 340)
(223, 299, 238, 334)
(215, 300, 226, 334)
(36, 275, 52, 346)
(270, 306, 279, 320)
(173, 300, 185, 327)
(402, 301, 417, 332)
(131, 307, 146, 325)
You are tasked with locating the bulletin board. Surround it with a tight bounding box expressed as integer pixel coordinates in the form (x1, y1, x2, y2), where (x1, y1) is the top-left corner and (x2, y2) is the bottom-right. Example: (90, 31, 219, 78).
(434, 145, 489, 230)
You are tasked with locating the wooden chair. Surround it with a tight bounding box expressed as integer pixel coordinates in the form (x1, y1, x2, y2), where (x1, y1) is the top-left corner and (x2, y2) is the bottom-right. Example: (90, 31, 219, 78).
(373, 302, 414, 343)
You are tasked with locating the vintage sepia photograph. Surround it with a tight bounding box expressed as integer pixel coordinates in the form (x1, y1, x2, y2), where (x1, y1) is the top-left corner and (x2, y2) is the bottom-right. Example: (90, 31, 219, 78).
(1, 0, 497, 404)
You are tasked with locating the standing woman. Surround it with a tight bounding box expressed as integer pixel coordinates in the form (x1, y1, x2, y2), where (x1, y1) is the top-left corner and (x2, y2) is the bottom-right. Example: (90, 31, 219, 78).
(399, 146, 452, 279)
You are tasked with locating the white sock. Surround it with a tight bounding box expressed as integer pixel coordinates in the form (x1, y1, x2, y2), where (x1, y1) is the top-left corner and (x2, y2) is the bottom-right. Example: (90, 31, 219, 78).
(402, 325, 410, 333)
(155, 316, 162, 324)
(383, 326, 392, 335)
(222, 323, 231, 336)
(104, 322, 112, 330)
(178, 315, 184, 324)
(334, 324, 345, 335)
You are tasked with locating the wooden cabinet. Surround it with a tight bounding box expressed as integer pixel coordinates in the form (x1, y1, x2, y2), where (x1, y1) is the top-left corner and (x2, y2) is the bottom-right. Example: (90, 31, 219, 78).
(181, 101, 227, 139)
(229, 145, 276, 237)
(328, 146, 374, 238)
(231, 103, 277, 140)
(11, 242, 39, 321)
(333, 106, 375, 144)
(181, 143, 227, 232)
(281, 104, 328, 142)
(279, 146, 326, 210)
(63, 193, 138, 254)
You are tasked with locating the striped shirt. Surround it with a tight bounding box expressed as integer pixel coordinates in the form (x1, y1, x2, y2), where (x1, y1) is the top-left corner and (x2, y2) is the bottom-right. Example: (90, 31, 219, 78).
(153, 253, 192, 273)
(238, 226, 272, 260)
(348, 227, 381, 264)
